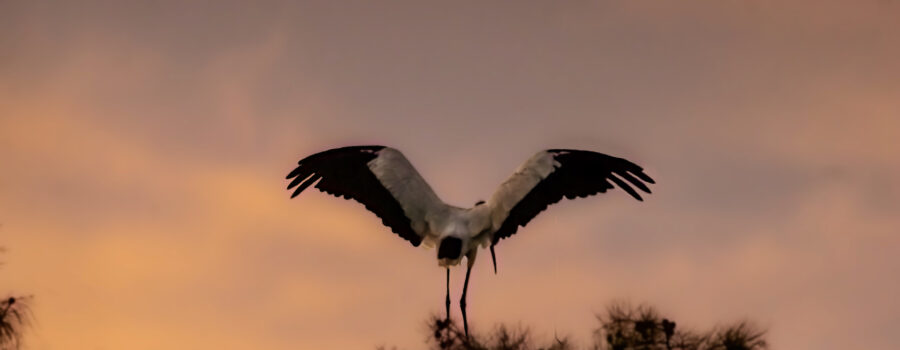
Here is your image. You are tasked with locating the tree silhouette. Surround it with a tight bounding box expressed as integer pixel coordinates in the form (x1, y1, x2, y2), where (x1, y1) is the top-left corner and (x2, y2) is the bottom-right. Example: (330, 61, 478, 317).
(595, 302, 766, 350)
(418, 316, 573, 350)
(0, 248, 30, 350)
(381, 302, 766, 350)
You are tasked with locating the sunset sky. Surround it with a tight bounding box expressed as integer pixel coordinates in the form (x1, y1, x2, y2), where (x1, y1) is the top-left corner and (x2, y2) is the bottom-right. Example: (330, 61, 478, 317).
(2, 1, 899, 349)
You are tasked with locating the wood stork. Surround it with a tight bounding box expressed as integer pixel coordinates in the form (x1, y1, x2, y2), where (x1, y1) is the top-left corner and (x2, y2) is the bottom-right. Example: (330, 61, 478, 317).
(285, 145, 654, 336)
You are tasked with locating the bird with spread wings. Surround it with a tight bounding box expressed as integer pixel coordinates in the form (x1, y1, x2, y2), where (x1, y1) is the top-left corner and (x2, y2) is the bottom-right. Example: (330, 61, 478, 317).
(286, 145, 654, 336)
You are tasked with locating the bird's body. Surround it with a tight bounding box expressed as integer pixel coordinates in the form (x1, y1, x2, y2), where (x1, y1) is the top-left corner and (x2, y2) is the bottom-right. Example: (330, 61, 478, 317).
(428, 204, 491, 267)
(286, 145, 654, 335)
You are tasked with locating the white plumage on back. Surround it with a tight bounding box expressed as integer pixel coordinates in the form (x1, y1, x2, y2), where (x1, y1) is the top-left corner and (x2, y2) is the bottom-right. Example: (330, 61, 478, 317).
(487, 150, 559, 232)
(367, 147, 446, 239)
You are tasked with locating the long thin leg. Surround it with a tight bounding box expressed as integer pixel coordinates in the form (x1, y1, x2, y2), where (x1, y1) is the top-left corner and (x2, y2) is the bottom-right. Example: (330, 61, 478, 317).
(445, 268, 451, 321)
(460, 264, 473, 337)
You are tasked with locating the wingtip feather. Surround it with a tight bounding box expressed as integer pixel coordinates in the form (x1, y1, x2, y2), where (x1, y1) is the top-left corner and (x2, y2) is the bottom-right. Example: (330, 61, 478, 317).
(286, 168, 299, 180)
(288, 174, 321, 198)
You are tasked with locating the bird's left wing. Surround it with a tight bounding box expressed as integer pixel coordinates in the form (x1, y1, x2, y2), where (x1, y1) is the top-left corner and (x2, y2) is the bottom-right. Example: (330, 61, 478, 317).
(488, 149, 655, 245)
(286, 145, 445, 247)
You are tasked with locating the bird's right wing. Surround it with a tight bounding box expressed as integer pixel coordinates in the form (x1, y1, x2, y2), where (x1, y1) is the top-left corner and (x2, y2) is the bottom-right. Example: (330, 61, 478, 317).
(488, 149, 655, 245)
(286, 146, 445, 247)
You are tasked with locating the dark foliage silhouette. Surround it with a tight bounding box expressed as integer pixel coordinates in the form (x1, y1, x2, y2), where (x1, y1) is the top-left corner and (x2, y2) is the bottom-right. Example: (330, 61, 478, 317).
(0, 248, 30, 350)
(421, 316, 573, 350)
(0, 297, 29, 350)
(380, 302, 766, 350)
(595, 302, 766, 350)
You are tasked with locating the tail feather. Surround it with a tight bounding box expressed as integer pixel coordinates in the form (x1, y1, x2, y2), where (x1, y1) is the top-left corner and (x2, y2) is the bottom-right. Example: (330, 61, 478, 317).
(490, 244, 497, 274)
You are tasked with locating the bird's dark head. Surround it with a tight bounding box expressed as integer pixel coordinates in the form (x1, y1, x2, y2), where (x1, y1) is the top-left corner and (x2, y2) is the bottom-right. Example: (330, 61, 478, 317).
(437, 236, 463, 260)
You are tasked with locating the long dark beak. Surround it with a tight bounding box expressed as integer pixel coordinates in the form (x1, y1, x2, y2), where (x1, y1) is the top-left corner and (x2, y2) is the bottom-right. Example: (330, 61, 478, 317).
(490, 244, 497, 274)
